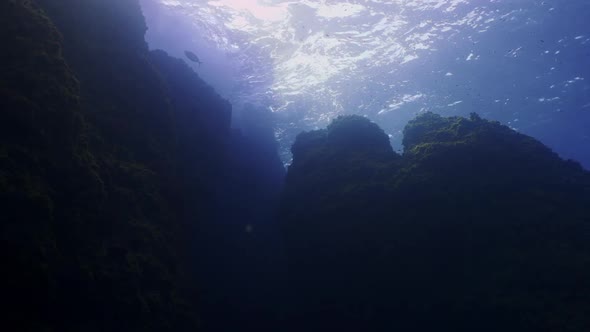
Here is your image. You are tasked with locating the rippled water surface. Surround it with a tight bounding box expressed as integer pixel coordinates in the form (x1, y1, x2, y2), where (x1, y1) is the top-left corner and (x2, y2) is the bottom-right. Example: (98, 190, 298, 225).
(141, 0, 590, 166)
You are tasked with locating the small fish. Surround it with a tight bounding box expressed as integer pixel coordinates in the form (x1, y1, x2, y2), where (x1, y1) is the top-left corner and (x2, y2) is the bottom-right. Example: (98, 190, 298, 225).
(184, 50, 203, 67)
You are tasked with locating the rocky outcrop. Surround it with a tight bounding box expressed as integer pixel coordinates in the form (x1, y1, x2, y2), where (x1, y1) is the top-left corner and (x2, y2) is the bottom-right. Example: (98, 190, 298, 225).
(280, 112, 590, 332)
(1, 0, 284, 331)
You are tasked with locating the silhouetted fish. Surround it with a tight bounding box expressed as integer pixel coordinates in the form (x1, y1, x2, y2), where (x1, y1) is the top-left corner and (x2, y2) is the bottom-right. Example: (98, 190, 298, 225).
(184, 50, 202, 66)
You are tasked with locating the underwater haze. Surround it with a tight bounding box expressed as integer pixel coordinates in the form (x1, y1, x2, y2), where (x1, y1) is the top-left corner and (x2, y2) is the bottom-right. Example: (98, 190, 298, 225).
(140, 0, 590, 168)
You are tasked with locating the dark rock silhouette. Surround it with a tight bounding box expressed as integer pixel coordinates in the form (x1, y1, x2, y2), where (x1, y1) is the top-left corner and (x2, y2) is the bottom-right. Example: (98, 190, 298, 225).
(1, 0, 284, 331)
(280, 113, 590, 332)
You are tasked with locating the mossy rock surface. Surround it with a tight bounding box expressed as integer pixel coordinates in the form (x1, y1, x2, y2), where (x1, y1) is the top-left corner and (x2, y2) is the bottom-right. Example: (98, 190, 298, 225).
(280, 112, 590, 332)
(1, 1, 231, 330)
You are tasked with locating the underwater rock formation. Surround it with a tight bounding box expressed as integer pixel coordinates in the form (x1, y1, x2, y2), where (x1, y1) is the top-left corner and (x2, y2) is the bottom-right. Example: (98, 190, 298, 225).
(1, 0, 284, 331)
(3, 1, 588, 331)
(281, 112, 590, 332)
(1, 1, 102, 329)
(1, 1, 201, 330)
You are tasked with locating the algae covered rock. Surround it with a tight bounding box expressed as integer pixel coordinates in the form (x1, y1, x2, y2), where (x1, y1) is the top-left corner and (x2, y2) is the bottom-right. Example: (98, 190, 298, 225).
(291, 115, 394, 164)
(280, 111, 590, 332)
(401, 112, 578, 178)
(1, 0, 101, 329)
(286, 115, 396, 201)
(1, 1, 212, 331)
(2, 0, 287, 331)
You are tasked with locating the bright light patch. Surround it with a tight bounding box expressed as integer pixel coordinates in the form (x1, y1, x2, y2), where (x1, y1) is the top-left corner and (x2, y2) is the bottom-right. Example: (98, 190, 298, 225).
(208, 0, 289, 22)
(315, 3, 366, 18)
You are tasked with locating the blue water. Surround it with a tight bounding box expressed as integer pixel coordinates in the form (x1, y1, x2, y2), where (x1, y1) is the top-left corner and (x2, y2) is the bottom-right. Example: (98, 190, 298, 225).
(140, 0, 590, 168)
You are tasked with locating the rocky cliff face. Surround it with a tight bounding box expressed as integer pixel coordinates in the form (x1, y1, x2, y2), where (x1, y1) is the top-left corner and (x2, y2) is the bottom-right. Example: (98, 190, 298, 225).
(1, 1, 284, 331)
(280, 113, 590, 332)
